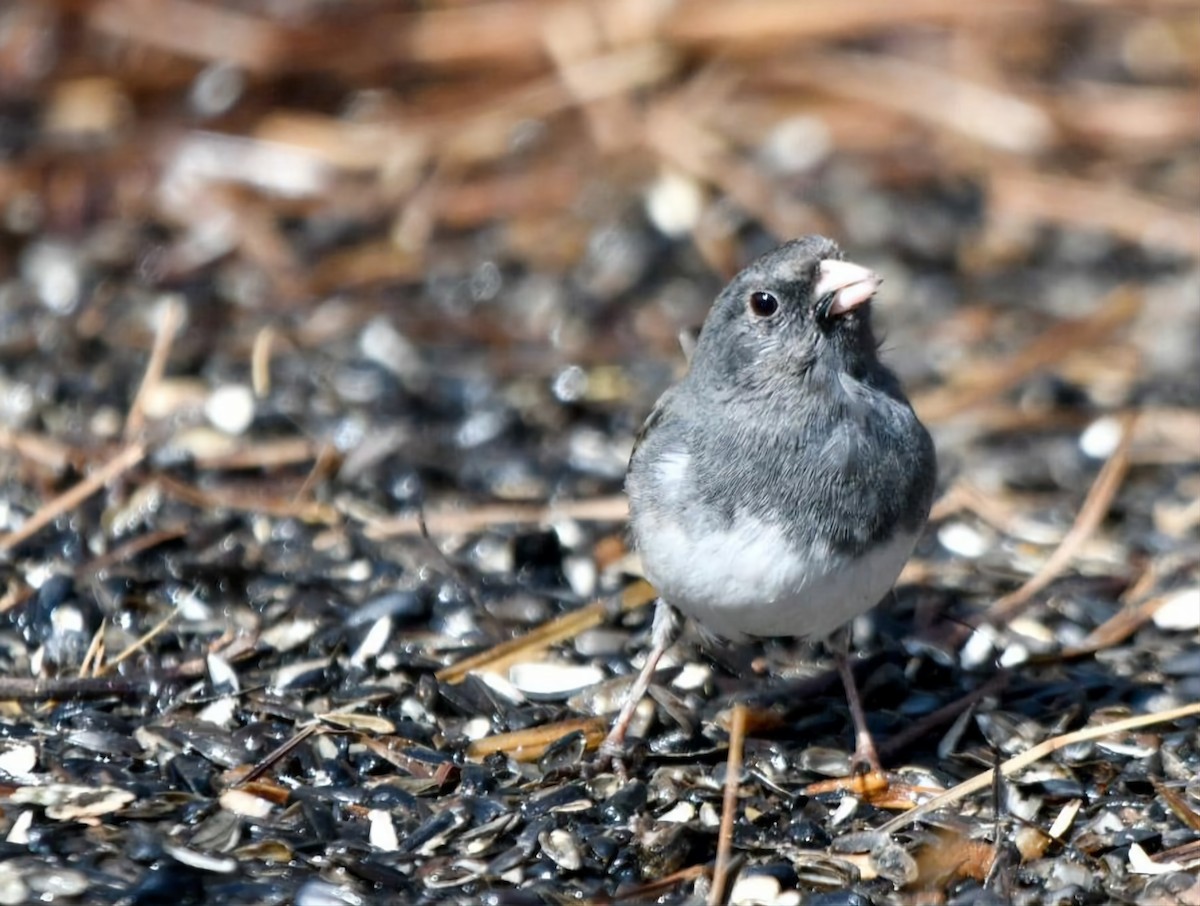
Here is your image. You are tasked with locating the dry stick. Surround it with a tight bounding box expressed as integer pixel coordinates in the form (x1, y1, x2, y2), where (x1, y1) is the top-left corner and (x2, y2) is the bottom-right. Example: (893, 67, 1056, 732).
(1152, 777, 1200, 834)
(0, 583, 32, 616)
(928, 481, 1027, 536)
(921, 410, 1137, 653)
(95, 607, 181, 676)
(990, 168, 1200, 258)
(237, 724, 321, 786)
(912, 289, 1141, 424)
(251, 325, 276, 398)
(877, 670, 1012, 764)
(768, 51, 1054, 154)
(0, 428, 75, 473)
(124, 296, 185, 440)
(365, 494, 629, 538)
(157, 474, 338, 523)
(709, 703, 747, 906)
(616, 865, 710, 904)
(1054, 588, 1177, 661)
(666, 0, 1040, 45)
(0, 442, 147, 552)
(880, 700, 1200, 836)
(193, 437, 321, 472)
(78, 620, 108, 678)
(291, 443, 339, 505)
(0, 297, 177, 550)
(980, 410, 1137, 628)
(0, 633, 259, 700)
(466, 716, 610, 763)
(76, 525, 188, 577)
(0, 675, 151, 700)
(435, 580, 657, 684)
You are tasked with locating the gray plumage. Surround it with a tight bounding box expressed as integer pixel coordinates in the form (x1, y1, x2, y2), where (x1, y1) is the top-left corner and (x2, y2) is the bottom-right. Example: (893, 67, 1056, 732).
(625, 236, 937, 642)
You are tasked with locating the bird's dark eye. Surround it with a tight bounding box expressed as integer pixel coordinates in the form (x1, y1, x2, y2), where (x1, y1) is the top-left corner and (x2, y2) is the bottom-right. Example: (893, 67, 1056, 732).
(749, 291, 779, 318)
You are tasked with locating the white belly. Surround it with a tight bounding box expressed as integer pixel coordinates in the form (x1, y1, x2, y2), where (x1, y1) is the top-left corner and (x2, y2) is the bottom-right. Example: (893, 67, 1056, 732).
(636, 513, 919, 642)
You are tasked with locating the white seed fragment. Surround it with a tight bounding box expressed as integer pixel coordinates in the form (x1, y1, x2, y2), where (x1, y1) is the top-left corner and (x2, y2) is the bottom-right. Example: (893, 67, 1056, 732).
(728, 872, 782, 906)
(657, 802, 696, 824)
(368, 809, 399, 852)
(220, 790, 275, 819)
(0, 744, 38, 778)
(645, 169, 704, 238)
(961, 624, 999, 671)
(1151, 586, 1200, 631)
(938, 521, 989, 558)
(1128, 842, 1182, 875)
(508, 662, 605, 701)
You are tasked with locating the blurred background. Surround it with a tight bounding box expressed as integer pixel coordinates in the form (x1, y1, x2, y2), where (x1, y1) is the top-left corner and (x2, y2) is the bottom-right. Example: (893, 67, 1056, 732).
(2, 1, 1197, 457)
(0, 2, 1199, 902)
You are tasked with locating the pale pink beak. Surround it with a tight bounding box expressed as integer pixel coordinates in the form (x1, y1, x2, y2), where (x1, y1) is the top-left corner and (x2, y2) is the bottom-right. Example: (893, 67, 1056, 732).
(815, 259, 881, 316)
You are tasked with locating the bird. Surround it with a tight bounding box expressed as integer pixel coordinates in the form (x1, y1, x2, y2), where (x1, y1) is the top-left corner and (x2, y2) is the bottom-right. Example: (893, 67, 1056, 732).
(601, 235, 937, 771)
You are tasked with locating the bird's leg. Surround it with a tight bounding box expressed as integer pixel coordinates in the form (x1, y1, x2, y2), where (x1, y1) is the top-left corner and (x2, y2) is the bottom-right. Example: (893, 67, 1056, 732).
(831, 626, 883, 775)
(597, 599, 679, 761)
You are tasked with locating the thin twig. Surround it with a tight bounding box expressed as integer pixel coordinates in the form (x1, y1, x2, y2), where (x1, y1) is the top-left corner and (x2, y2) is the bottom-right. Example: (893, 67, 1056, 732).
(96, 607, 180, 676)
(0, 429, 76, 473)
(194, 437, 322, 472)
(124, 296, 185, 440)
(880, 700, 1200, 836)
(981, 410, 1137, 627)
(78, 619, 107, 678)
(158, 474, 339, 523)
(435, 580, 656, 684)
(0, 443, 147, 552)
(75, 526, 188, 577)
(912, 291, 1141, 424)
(466, 716, 610, 763)
(251, 325, 276, 397)
(877, 670, 1012, 763)
(709, 702, 747, 906)
(363, 494, 629, 538)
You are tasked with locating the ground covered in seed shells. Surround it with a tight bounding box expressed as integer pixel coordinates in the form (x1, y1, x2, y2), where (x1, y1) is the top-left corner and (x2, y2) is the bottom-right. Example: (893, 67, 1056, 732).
(1, 2, 1199, 905)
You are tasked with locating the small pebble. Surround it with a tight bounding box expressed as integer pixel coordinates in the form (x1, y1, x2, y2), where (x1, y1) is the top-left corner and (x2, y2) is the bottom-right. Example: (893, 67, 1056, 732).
(1080, 416, 1121, 459)
(563, 555, 597, 598)
(938, 521, 990, 558)
(205, 384, 256, 435)
(760, 116, 832, 174)
(645, 169, 704, 238)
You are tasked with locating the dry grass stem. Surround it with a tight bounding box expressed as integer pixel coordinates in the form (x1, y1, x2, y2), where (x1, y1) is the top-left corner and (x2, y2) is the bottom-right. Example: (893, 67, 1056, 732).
(124, 296, 185, 440)
(880, 701, 1200, 836)
(365, 495, 629, 538)
(436, 580, 656, 684)
(981, 410, 1137, 627)
(0, 443, 147, 552)
(709, 702, 747, 906)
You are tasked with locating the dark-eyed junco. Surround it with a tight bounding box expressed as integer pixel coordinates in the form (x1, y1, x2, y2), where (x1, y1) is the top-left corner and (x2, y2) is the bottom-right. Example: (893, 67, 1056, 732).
(602, 235, 937, 767)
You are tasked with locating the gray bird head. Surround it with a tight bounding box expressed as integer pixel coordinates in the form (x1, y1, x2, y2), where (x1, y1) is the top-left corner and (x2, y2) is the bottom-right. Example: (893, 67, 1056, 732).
(687, 236, 885, 399)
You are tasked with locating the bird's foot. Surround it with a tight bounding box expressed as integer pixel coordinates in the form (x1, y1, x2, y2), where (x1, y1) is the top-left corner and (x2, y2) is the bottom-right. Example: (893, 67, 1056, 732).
(849, 728, 884, 778)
